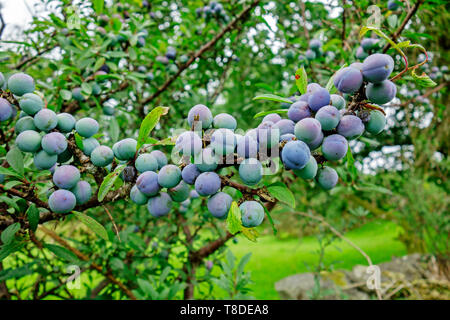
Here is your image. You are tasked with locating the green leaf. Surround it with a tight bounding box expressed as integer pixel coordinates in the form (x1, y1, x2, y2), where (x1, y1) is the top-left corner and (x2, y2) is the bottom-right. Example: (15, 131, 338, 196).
(45, 244, 79, 263)
(6, 148, 24, 176)
(356, 183, 393, 195)
(136, 106, 169, 151)
(295, 67, 308, 94)
(359, 136, 380, 147)
(0, 167, 23, 180)
(263, 205, 277, 235)
(0, 263, 35, 281)
(267, 182, 295, 208)
(26, 204, 40, 232)
(137, 279, 158, 299)
(411, 69, 437, 88)
(3, 180, 23, 190)
(81, 82, 92, 96)
(253, 94, 293, 104)
(93, 0, 104, 14)
(387, 15, 398, 29)
(237, 252, 252, 275)
(109, 117, 120, 142)
(346, 145, 357, 181)
(226, 202, 242, 235)
(0, 196, 19, 211)
(153, 137, 176, 146)
(253, 109, 288, 119)
(241, 227, 259, 242)
(93, 57, 106, 72)
(1, 223, 20, 245)
(60, 89, 72, 100)
(0, 241, 24, 261)
(75, 133, 84, 150)
(73, 211, 109, 241)
(97, 164, 126, 202)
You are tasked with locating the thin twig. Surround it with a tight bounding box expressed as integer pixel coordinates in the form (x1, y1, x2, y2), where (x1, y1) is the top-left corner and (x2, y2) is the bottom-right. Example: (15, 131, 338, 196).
(295, 211, 383, 300)
(383, 0, 425, 53)
(103, 205, 121, 242)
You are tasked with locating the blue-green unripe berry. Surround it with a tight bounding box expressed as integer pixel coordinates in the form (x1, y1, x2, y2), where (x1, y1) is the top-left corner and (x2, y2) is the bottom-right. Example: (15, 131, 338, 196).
(213, 113, 237, 130)
(330, 94, 346, 110)
(75, 118, 99, 138)
(82, 137, 100, 156)
(130, 185, 148, 205)
(239, 158, 263, 186)
(365, 110, 386, 135)
(90, 146, 114, 167)
(293, 156, 318, 180)
(15, 130, 42, 153)
(15, 116, 36, 133)
(315, 105, 340, 131)
(91, 82, 101, 96)
(168, 181, 190, 202)
(57, 113, 76, 133)
(70, 181, 92, 205)
(34, 150, 57, 170)
(240, 201, 265, 228)
(72, 87, 85, 102)
(195, 147, 218, 172)
(158, 165, 181, 188)
(34, 109, 58, 131)
(19, 93, 43, 116)
(102, 105, 115, 116)
(149, 150, 167, 169)
(114, 138, 137, 160)
(210, 128, 236, 156)
(135, 153, 158, 173)
(7, 73, 35, 96)
(316, 166, 338, 190)
(365, 80, 397, 105)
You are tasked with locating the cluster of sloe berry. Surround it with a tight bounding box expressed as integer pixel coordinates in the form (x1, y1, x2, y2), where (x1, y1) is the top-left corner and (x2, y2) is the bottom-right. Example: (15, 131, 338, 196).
(0, 49, 394, 229)
(195, 1, 230, 23)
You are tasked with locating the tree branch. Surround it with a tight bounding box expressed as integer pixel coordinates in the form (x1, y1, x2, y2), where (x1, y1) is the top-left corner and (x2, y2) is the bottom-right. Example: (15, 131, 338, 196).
(382, 0, 425, 53)
(139, 0, 261, 112)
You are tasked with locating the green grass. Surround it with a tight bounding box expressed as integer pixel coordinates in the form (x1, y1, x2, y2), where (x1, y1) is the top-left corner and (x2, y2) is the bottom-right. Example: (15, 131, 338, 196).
(226, 220, 407, 299)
